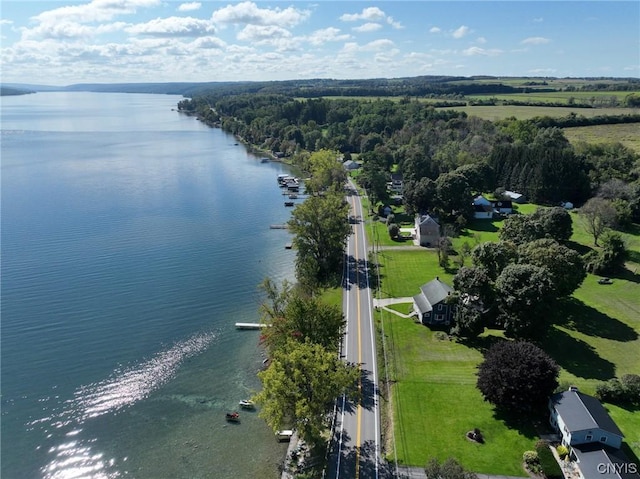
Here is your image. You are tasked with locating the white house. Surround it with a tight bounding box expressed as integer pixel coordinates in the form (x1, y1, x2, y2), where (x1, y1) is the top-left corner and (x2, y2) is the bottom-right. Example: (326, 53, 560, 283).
(473, 195, 493, 219)
(548, 388, 638, 479)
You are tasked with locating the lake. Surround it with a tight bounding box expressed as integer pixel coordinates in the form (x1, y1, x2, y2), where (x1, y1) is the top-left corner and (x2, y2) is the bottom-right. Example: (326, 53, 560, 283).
(1, 92, 297, 479)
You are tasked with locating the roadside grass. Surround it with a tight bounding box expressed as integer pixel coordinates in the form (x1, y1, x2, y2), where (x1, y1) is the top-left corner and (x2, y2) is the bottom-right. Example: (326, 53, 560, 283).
(563, 123, 640, 153)
(381, 309, 535, 475)
(371, 198, 640, 469)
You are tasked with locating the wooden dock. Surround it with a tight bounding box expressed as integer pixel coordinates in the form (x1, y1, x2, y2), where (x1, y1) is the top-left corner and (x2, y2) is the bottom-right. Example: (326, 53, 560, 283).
(270, 224, 288, 229)
(235, 322, 267, 330)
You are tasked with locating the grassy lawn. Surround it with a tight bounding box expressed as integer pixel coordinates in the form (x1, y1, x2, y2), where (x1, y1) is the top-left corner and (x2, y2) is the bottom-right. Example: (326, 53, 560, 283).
(375, 249, 454, 299)
(370, 200, 640, 471)
(381, 309, 535, 475)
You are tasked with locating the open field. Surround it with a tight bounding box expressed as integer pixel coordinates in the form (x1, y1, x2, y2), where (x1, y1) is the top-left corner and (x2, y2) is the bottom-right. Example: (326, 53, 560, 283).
(563, 122, 640, 153)
(464, 91, 640, 104)
(439, 105, 638, 121)
(371, 203, 640, 472)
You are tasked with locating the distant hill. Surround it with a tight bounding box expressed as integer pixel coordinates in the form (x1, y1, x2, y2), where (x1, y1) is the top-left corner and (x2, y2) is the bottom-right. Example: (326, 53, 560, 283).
(1, 82, 232, 96)
(1, 86, 37, 96)
(2, 75, 638, 99)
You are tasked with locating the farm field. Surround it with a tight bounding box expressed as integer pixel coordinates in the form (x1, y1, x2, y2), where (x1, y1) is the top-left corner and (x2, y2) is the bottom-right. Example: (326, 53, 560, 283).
(372, 206, 640, 473)
(563, 122, 640, 153)
(464, 90, 640, 104)
(439, 104, 637, 121)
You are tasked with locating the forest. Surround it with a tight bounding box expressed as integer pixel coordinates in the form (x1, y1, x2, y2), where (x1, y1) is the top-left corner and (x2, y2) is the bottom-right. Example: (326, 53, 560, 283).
(178, 88, 640, 228)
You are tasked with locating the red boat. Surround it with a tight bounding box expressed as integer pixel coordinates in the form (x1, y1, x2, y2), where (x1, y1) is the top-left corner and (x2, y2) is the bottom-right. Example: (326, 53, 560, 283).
(226, 412, 240, 422)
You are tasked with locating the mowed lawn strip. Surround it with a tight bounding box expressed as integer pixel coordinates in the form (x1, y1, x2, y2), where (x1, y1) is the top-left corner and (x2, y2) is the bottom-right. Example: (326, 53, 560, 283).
(382, 309, 535, 475)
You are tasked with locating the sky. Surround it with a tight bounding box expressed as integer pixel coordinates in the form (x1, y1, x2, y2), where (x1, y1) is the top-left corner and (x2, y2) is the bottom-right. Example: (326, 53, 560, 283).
(1, 1, 638, 86)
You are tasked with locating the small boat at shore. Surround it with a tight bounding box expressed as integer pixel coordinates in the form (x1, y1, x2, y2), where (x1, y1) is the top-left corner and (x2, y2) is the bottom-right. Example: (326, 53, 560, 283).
(226, 411, 240, 422)
(284, 201, 295, 207)
(239, 399, 255, 409)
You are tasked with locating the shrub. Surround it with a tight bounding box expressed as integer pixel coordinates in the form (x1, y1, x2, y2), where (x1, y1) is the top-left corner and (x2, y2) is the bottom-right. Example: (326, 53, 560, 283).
(596, 375, 640, 406)
(556, 445, 569, 460)
(535, 442, 562, 479)
(523, 450, 541, 475)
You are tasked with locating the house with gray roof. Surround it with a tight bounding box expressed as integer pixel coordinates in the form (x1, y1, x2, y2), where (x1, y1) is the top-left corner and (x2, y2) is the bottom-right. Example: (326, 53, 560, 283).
(414, 214, 440, 247)
(412, 277, 455, 326)
(549, 387, 638, 479)
(549, 387, 623, 449)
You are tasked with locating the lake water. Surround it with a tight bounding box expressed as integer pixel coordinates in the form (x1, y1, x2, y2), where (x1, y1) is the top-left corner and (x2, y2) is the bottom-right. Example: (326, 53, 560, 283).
(1, 92, 297, 479)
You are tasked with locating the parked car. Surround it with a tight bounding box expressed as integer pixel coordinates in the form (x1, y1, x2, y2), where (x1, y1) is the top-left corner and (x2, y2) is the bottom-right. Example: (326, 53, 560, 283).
(598, 277, 613, 285)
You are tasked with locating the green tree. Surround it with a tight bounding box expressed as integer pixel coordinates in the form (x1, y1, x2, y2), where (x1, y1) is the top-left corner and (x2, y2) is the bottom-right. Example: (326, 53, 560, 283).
(435, 171, 473, 220)
(304, 149, 347, 194)
(531, 207, 573, 242)
(495, 263, 554, 339)
(450, 303, 485, 338)
(477, 341, 559, 413)
(584, 230, 627, 275)
(518, 239, 586, 298)
(499, 214, 546, 245)
(453, 266, 495, 312)
(259, 280, 345, 355)
(288, 193, 352, 290)
(471, 241, 518, 281)
(580, 197, 617, 246)
(403, 177, 437, 215)
(255, 341, 360, 447)
(388, 223, 400, 240)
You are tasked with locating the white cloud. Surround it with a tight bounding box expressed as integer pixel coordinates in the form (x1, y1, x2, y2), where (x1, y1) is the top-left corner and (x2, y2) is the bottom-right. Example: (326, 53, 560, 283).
(533, 17, 544, 23)
(306, 27, 350, 46)
(429, 26, 441, 33)
(339, 7, 385, 22)
(126, 17, 216, 37)
(353, 22, 382, 33)
(521, 36, 551, 45)
(386, 16, 403, 29)
(211, 1, 309, 28)
(191, 36, 225, 49)
(476, 36, 487, 44)
(178, 2, 201, 12)
(237, 24, 292, 43)
(342, 38, 395, 54)
(452, 25, 470, 39)
(31, 0, 160, 25)
(462, 46, 502, 56)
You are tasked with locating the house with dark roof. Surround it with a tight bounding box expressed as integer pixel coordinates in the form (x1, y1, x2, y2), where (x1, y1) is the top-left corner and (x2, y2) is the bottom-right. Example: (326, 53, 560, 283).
(473, 195, 494, 219)
(549, 387, 624, 449)
(549, 388, 638, 479)
(412, 277, 455, 326)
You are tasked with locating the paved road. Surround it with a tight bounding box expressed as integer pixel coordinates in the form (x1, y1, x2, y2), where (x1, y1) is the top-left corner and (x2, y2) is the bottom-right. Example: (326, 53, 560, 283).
(326, 183, 387, 479)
